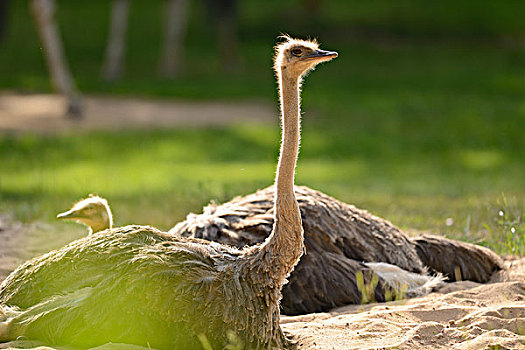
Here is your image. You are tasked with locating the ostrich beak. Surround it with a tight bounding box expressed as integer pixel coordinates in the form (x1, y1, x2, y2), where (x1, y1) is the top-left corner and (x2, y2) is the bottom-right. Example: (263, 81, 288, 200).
(57, 209, 81, 220)
(315, 49, 338, 59)
(305, 49, 338, 63)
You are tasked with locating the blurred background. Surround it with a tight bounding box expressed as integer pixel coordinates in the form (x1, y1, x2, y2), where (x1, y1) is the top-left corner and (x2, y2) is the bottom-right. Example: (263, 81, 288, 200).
(0, 0, 523, 257)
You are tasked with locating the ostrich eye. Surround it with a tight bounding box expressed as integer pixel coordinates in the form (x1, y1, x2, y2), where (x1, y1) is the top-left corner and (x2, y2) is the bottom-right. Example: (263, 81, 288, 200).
(291, 48, 303, 57)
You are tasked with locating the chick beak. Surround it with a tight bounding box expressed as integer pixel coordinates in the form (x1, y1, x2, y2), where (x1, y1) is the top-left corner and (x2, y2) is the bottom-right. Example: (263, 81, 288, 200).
(57, 209, 81, 220)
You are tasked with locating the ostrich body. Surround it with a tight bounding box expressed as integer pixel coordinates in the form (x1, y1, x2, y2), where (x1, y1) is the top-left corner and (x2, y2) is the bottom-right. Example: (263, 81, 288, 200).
(171, 185, 504, 315)
(0, 37, 337, 349)
(57, 195, 113, 234)
(54, 192, 446, 315)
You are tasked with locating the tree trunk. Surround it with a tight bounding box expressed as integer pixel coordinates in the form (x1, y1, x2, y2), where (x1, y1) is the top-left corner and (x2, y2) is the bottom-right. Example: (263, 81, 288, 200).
(214, 0, 238, 73)
(101, 0, 130, 82)
(205, 0, 239, 73)
(158, 0, 189, 78)
(30, 0, 82, 117)
(303, 0, 322, 14)
(0, 0, 9, 43)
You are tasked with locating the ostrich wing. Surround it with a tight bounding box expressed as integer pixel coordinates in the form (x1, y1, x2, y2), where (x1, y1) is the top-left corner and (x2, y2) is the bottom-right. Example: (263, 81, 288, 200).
(280, 252, 386, 315)
(412, 234, 504, 283)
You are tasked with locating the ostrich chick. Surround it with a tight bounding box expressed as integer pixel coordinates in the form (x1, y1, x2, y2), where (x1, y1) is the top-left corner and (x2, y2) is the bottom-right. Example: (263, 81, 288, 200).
(57, 195, 113, 234)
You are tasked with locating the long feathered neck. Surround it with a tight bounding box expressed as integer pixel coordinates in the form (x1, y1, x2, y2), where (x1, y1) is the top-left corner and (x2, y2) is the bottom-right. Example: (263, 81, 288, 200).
(251, 67, 305, 286)
(276, 74, 301, 197)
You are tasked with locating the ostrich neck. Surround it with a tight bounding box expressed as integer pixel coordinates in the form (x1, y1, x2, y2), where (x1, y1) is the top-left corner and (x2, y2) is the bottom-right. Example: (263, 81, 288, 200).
(248, 71, 304, 286)
(89, 221, 107, 234)
(276, 74, 300, 197)
(88, 213, 112, 234)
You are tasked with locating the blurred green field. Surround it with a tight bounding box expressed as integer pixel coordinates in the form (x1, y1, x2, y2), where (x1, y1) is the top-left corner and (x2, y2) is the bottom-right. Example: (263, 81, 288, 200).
(0, 1, 524, 255)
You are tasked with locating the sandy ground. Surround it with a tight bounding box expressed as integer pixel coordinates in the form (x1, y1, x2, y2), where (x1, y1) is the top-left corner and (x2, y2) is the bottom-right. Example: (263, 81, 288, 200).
(0, 93, 275, 134)
(0, 214, 524, 350)
(283, 262, 525, 349)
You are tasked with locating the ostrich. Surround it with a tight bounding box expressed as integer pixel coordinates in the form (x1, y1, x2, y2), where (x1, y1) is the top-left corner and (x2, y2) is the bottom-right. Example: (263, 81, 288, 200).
(56, 195, 113, 234)
(56, 192, 446, 313)
(171, 186, 504, 315)
(0, 36, 338, 349)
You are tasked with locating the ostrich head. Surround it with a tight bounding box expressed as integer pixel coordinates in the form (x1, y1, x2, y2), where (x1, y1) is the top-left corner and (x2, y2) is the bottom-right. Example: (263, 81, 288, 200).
(57, 195, 113, 234)
(274, 36, 338, 79)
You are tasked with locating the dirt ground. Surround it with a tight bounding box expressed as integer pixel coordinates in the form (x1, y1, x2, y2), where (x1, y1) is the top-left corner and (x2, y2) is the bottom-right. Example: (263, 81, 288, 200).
(0, 93, 275, 134)
(0, 213, 524, 350)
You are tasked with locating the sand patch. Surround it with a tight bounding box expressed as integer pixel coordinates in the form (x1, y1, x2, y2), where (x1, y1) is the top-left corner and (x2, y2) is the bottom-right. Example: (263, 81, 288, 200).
(282, 279, 525, 349)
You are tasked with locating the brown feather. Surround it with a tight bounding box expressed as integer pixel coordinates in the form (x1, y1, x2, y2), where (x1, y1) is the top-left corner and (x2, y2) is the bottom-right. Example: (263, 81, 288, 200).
(171, 185, 504, 315)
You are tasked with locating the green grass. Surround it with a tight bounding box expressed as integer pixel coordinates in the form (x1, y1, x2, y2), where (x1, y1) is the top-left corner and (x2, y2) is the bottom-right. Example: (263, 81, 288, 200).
(0, 1, 524, 255)
(0, 125, 523, 255)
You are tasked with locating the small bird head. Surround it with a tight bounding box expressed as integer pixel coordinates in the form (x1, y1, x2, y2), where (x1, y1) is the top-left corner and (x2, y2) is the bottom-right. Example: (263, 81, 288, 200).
(274, 36, 338, 79)
(57, 195, 113, 234)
